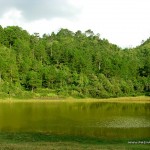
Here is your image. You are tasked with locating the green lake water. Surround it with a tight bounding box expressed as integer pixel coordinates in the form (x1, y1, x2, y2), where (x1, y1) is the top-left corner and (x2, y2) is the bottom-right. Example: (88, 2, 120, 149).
(0, 101, 150, 139)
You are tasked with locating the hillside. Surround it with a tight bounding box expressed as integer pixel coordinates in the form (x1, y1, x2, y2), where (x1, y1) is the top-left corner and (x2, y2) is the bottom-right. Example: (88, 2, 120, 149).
(0, 26, 150, 98)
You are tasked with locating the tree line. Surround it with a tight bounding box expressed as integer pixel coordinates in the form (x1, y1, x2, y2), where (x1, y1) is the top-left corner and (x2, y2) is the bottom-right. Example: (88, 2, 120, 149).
(0, 26, 150, 98)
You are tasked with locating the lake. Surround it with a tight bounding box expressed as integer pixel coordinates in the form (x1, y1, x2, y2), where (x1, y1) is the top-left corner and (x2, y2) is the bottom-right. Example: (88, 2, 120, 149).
(0, 101, 150, 140)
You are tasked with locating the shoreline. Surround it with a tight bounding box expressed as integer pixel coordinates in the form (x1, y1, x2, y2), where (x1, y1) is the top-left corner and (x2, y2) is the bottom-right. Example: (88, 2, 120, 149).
(0, 132, 149, 150)
(0, 96, 150, 103)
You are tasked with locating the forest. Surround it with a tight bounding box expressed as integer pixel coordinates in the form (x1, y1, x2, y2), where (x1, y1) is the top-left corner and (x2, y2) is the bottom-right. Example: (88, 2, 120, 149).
(0, 25, 150, 99)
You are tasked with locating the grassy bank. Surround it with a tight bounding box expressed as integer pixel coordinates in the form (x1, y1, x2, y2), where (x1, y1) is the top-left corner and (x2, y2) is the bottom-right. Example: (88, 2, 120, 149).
(0, 133, 149, 150)
(0, 96, 150, 103)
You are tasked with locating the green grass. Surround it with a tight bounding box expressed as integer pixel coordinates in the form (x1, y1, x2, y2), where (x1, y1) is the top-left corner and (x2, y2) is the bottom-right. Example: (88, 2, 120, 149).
(0, 96, 150, 104)
(0, 133, 149, 150)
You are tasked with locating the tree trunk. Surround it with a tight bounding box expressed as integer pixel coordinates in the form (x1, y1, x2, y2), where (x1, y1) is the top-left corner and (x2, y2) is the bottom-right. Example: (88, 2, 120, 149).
(98, 62, 101, 70)
(10, 68, 13, 83)
(32, 86, 34, 92)
(51, 43, 53, 57)
(0, 72, 1, 83)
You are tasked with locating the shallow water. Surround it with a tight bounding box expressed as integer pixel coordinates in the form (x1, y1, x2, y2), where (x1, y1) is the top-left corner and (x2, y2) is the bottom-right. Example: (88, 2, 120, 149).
(0, 101, 150, 139)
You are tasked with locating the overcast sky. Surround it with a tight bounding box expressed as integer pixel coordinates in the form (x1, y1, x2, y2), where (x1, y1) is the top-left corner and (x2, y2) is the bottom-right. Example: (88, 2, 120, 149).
(0, 0, 150, 47)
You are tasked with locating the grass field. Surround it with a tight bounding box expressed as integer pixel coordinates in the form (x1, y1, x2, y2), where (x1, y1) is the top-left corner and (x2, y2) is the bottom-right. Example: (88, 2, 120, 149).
(0, 133, 149, 150)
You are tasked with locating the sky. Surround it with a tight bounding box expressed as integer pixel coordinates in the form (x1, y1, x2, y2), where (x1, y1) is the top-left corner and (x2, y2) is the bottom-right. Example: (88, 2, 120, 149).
(0, 0, 150, 48)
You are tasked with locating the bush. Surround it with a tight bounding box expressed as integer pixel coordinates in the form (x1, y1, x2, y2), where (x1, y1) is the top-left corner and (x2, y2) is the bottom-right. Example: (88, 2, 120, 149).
(0, 92, 9, 99)
(13, 90, 34, 99)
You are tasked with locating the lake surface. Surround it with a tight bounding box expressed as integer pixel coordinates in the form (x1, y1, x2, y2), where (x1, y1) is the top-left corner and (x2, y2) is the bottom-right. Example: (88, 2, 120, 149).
(0, 101, 150, 139)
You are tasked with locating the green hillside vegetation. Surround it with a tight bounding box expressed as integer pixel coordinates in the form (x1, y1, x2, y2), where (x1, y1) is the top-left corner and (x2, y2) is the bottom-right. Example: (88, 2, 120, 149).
(0, 26, 150, 99)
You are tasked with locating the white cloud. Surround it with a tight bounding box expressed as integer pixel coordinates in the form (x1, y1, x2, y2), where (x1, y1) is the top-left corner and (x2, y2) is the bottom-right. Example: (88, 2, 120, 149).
(77, 0, 150, 47)
(0, 0, 150, 47)
(23, 18, 77, 36)
(0, 8, 23, 26)
(0, 0, 81, 21)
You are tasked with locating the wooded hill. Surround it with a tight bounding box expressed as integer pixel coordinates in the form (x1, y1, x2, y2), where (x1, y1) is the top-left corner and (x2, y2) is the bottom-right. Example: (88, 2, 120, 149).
(0, 26, 150, 98)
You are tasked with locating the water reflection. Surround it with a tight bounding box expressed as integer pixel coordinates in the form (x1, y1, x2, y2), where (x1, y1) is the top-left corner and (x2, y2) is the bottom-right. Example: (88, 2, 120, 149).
(0, 102, 150, 138)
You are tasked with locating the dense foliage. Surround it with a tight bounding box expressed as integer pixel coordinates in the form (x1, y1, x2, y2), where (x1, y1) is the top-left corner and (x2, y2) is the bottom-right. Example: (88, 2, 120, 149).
(0, 26, 150, 98)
